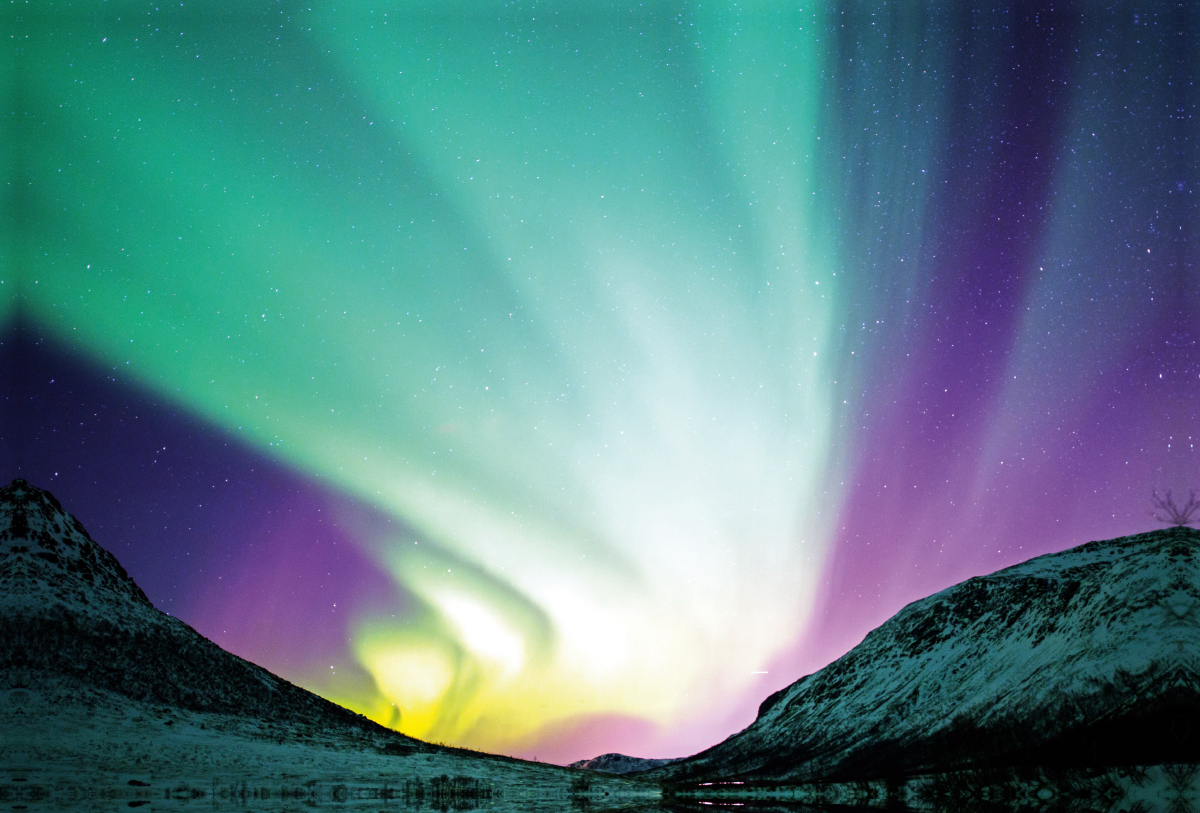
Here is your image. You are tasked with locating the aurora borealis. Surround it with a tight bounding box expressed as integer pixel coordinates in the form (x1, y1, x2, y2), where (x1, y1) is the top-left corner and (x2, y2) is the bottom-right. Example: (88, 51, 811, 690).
(3, 3, 1198, 765)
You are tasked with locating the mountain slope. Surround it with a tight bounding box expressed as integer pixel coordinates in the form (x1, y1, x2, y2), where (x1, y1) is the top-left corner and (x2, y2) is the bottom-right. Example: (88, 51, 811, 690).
(0, 478, 410, 739)
(652, 526, 1200, 784)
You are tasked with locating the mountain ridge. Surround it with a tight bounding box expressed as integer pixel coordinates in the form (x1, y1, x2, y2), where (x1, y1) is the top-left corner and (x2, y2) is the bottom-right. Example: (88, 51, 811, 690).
(645, 525, 1200, 784)
(568, 752, 678, 774)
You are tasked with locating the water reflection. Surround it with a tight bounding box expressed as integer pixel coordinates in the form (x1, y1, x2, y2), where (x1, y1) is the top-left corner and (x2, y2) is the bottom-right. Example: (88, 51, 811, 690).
(2, 776, 657, 813)
(4, 778, 1196, 813)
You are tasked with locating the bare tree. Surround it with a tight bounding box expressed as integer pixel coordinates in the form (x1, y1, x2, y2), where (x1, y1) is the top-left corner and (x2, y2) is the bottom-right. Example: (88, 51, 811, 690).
(1150, 489, 1200, 527)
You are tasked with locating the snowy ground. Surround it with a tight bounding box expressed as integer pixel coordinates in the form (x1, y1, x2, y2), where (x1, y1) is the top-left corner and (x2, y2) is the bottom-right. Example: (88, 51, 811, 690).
(1, 683, 661, 813)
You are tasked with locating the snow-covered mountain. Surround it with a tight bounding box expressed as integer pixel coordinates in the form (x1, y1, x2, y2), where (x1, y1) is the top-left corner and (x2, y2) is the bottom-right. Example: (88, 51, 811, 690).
(0, 477, 409, 734)
(0, 479, 658, 806)
(651, 526, 1200, 784)
(569, 752, 678, 774)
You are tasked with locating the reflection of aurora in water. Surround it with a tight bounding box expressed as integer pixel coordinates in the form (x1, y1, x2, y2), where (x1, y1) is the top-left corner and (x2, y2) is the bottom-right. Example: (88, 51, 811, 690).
(5, 5, 1198, 764)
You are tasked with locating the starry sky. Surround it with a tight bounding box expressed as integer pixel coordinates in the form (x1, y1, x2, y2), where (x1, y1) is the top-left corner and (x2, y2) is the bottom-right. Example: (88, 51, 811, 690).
(3, 3, 1197, 764)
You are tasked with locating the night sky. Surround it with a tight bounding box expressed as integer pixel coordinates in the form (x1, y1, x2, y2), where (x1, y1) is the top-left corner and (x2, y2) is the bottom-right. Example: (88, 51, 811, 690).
(4, 4, 1197, 765)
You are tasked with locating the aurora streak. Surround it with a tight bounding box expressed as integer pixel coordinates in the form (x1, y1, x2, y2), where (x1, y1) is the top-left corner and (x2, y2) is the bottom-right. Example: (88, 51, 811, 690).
(3, 4, 1197, 764)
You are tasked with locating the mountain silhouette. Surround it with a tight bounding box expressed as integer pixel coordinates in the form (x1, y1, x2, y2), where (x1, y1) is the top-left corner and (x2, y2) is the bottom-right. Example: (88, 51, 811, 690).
(0, 478, 421, 740)
(649, 526, 1200, 785)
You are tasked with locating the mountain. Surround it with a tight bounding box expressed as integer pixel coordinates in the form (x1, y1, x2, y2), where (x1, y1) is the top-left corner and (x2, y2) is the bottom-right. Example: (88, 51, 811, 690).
(650, 526, 1200, 785)
(569, 753, 678, 774)
(0, 479, 657, 807)
(0, 477, 424, 734)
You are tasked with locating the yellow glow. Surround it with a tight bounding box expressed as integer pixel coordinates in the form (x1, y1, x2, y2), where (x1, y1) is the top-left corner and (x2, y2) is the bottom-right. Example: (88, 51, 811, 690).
(352, 620, 460, 739)
(374, 646, 454, 707)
